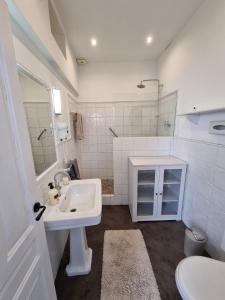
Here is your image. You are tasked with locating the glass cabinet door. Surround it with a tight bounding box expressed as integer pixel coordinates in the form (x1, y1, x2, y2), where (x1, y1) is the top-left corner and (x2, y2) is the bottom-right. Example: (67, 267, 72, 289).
(137, 169, 157, 217)
(160, 168, 182, 215)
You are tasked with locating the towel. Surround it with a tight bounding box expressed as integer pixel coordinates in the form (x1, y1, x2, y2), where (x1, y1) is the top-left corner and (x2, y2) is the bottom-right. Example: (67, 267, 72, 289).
(73, 113, 84, 140)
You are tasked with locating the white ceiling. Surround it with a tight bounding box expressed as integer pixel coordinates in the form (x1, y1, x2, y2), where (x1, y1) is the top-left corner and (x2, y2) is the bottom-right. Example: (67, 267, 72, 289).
(54, 0, 204, 62)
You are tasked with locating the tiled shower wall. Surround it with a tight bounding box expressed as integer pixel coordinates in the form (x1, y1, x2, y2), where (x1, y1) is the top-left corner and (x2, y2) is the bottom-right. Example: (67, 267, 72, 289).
(78, 101, 158, 179)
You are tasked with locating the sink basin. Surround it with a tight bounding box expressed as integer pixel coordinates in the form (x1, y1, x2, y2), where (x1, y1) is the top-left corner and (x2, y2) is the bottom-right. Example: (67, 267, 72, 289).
(59, 183, 95, 213)
(44, 178, 102, 276)
(44, 178, 102, 230)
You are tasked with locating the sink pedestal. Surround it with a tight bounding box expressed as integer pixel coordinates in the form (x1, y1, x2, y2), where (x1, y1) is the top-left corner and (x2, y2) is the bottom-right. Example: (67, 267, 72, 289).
(66, 227, 92, 276)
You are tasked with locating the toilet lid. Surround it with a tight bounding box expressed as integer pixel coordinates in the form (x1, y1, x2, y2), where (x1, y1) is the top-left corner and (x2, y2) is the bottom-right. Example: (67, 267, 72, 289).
(176, 256, 225, 300)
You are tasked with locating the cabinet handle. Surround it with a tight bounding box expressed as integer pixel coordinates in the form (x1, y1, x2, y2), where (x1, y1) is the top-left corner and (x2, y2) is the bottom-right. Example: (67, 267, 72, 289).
(160, 192, 162, 195)
(155, 193, 158, 195)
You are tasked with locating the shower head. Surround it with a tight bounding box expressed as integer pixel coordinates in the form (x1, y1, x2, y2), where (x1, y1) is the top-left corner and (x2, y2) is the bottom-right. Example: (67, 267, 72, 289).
(137, 81, 145, 88)
(137, 79, 163, 89)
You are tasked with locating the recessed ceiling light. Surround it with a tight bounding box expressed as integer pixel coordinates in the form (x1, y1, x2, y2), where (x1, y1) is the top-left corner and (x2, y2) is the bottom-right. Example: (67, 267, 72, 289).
(91, 38, 97, 47)
(146, 36, 153, 44)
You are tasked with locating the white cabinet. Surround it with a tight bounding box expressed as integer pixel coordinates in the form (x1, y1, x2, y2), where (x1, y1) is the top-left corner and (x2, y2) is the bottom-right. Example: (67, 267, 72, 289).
(128, 156, 187, 222)
(177, 90, 225, 116)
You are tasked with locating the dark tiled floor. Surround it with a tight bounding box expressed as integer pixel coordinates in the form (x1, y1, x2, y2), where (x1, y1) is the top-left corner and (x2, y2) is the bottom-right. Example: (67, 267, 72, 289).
(55, 206, 185, 300)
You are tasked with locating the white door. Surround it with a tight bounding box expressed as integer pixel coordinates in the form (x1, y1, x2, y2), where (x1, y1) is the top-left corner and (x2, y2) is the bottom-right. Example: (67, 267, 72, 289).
(0, 1, 56, 299)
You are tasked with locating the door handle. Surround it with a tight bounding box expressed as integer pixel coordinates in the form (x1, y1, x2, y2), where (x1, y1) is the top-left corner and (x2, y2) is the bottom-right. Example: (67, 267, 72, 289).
(33, 202, 46, 221)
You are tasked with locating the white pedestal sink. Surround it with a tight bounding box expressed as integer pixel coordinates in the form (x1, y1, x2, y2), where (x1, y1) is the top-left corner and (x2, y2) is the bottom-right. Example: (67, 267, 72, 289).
(44, 179, 102, 276)
(66, 227, 92, 276)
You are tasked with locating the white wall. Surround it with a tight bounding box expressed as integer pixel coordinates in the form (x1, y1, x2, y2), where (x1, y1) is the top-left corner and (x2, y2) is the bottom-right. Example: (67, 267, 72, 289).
(6, 0, 78, 92)
(78, 61, 158, 102)
(13, 35, 78, 279)
(157, 0, 225, 259)
(157, 0, 225, 115)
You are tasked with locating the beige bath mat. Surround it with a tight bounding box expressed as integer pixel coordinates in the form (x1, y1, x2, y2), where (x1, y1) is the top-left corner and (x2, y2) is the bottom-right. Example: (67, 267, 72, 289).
(101, 229, 161, 300)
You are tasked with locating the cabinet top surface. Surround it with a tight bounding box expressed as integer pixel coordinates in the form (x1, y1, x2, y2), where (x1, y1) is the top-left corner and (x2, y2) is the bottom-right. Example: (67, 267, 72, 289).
(129, 156, 187, 166)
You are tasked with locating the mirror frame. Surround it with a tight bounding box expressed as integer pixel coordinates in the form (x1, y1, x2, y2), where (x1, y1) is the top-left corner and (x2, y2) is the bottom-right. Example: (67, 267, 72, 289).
(17, 64, 59, 181)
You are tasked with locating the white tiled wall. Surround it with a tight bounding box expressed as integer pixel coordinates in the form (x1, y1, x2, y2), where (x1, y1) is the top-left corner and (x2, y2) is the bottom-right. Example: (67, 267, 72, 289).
(111, 132, 225, 261)
(78, 101, 158, 179)
(171, 137, 225, 260)
(110, 137, 172, 205)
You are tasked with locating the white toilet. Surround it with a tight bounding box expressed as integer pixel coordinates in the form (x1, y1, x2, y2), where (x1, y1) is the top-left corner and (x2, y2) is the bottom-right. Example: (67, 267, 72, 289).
(176, 256, 225, 300)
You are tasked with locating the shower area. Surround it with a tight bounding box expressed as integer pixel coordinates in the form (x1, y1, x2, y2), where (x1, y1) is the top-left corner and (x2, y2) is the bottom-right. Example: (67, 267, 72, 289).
(77, 80, 177, 195)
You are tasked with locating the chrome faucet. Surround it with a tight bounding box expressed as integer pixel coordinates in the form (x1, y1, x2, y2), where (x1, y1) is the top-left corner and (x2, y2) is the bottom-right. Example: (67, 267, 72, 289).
(54, 169, 71, 196)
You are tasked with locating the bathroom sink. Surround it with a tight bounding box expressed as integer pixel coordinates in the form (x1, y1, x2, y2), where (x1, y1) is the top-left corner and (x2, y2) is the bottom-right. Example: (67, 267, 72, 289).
(44, 178, 102, 231)
(59, 183, 96, 213)
(44, 178, 102, 276)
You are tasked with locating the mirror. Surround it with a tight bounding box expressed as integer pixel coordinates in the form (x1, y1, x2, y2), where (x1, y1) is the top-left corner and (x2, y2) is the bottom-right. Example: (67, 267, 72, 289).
(18, 68, 57, 176)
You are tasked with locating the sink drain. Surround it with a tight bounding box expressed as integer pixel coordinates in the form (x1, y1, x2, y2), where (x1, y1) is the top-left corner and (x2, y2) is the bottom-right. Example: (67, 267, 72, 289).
(70, 208, 77, 212)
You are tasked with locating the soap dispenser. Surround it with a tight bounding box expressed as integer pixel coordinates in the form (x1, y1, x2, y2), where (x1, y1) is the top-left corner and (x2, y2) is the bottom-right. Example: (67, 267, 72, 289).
(48, 182, 59, 205)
